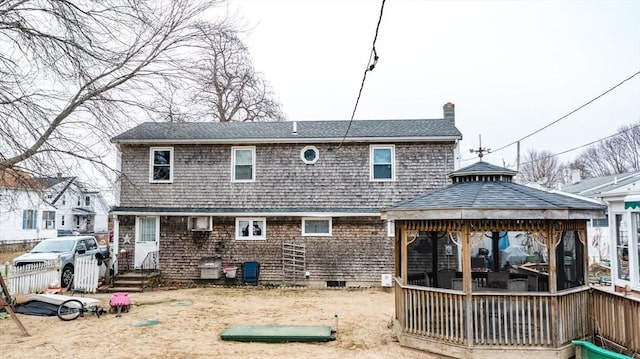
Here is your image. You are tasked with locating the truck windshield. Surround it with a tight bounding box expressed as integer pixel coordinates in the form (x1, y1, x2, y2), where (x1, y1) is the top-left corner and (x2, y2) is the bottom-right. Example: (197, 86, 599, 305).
(31, 240, 76, 253)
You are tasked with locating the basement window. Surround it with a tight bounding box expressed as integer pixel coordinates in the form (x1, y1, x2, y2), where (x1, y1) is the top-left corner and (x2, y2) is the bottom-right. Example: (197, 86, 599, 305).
(326, 281, 346, 288)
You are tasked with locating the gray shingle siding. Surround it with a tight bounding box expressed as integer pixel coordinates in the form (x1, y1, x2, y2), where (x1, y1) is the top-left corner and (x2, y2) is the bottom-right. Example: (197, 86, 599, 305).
(117, 216, 393, 283)
(113, 118, 461, 286)
(118, 142, 456, 209)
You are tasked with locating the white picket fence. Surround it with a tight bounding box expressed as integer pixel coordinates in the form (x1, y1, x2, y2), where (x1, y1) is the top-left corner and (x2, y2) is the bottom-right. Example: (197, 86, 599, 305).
(1, 255, 101, 296)
(72, 255, 101, 293)
(2, 260, 60, 296)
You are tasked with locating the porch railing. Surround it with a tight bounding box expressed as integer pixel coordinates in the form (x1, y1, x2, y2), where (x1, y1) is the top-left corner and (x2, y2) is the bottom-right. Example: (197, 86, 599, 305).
(396, 278, 591, 349)
(590, 287, 640, 356)
(140, 250, 159, 290)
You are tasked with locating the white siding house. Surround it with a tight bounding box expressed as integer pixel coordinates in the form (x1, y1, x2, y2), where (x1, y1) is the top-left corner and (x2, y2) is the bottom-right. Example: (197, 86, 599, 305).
(38, 177, 110, 235)
(0, 172, 58, 242)
(560, 170, 640, 291)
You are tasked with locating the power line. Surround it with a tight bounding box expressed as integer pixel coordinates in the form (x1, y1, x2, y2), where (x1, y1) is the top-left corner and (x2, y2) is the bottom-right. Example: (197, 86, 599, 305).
(485, 70, 640, 157)
(519, 122, 640, 166)
(334, 0, 386, 150)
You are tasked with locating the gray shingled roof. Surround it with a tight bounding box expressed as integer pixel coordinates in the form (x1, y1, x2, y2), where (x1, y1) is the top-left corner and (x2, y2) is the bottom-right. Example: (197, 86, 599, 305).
(383, 161, 606, 220)
(110, 206, 380, 216)
(387, 181, 605, 210)
(36, 176, 74, 188)
(560, 171, 640, 198)
(111, 119, 462, 144)
(449, 161, 518, 177)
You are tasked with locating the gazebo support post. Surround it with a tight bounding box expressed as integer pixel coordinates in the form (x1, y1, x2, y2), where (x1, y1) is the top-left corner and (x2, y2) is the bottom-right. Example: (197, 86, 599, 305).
(579, 229, 589, 287)
(401, 228, 408, 286)
(431, 232, 439, 282)
(548, 222, 560, 348)
(491, 231, 501, 272)
(462, 225, 474, 348)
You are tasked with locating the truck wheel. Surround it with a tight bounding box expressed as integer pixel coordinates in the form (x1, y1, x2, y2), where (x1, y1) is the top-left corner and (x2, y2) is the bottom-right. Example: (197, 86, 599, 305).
(61, 265, 74, 289)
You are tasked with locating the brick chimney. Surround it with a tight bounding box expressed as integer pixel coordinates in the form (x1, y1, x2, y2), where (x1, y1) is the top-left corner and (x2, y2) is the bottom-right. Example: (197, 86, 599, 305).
(443, 102, 455, 122)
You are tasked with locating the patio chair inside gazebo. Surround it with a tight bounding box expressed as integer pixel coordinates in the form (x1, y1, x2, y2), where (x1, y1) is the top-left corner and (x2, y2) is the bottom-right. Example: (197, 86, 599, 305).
(382, 161, 606, 359)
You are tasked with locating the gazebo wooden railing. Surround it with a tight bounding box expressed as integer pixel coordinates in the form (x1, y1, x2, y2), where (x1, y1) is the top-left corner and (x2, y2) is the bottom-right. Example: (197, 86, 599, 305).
(395, 278, 590, 350)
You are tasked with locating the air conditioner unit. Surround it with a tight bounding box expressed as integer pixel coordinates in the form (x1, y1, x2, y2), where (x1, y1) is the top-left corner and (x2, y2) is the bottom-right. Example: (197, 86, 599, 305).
(188, 216, 212, 231)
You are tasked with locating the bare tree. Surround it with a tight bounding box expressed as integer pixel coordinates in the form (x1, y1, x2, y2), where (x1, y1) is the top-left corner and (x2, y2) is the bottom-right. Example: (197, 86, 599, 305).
(517, 149, 565, 189)
(0, 0, 222, 183)
(573, 121, 640, 177)
(185, 22, 286, 122)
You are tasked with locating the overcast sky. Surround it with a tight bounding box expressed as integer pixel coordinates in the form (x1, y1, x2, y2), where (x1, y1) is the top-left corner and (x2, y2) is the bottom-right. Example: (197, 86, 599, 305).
(212, 0, 640, 169)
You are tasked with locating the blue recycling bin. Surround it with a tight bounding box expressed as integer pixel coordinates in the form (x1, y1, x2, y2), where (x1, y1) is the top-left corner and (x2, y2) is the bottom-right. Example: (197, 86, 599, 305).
(243, 261, 260, 285)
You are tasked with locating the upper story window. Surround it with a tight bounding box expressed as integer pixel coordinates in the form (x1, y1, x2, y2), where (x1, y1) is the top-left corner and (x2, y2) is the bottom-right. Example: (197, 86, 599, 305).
(150, 147, 173, 183)
(232, 146, 255, 182)
(370, 145, 395, 181)
(301, 146, 319, 164)
(236, 218, 265, 240)
(61, 195, 66, 205)
(302, 217, 332, 236)
(85, 195, 91, 206)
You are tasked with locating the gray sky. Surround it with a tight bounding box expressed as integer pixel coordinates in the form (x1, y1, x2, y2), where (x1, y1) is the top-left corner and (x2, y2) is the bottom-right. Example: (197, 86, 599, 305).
(217, 0, 640, 169)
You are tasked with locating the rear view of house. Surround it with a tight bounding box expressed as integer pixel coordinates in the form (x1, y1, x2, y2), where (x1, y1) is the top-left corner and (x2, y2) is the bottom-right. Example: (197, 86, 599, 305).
(110, 103, 462, 287)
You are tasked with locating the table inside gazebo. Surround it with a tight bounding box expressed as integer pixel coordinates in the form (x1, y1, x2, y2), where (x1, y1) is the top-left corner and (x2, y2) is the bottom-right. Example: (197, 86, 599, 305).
(417, 269, 549, 291)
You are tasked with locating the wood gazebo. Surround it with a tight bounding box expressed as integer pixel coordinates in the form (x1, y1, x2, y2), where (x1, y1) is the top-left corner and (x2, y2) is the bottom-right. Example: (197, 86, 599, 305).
(381, 161, 606, 359)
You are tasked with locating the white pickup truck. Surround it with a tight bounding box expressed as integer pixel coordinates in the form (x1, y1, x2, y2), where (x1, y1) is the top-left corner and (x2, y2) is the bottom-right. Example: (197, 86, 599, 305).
(13, 236, 109, 288)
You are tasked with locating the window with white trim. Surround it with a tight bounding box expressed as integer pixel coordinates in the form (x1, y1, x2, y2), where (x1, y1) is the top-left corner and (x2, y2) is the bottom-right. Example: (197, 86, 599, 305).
(43, 211, 56, 229)
(85, 195, 91, 206)
(22, 209, 37, 229)
(370, 145, 395, 181)
(61, 215, 65, 226)
(236, 218, 265, 240)
(301, 146, 319, 164)
(302, 217, 332, 236)
(232, 147, 255, 182)
(136, 216, 159, 243)
(150, 147, 173, 183)
(616, 214, 629, 281)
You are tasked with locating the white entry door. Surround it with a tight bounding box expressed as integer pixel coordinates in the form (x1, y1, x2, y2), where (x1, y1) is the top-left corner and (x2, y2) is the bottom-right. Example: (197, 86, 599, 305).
(134, 216, 160, 269)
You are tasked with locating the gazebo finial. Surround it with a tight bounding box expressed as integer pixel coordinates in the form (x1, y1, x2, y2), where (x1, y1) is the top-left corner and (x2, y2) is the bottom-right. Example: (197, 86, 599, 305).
(469, 134, 490, 161)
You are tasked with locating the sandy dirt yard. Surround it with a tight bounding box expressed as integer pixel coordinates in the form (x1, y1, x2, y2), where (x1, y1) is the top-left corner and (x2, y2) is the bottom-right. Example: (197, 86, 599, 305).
(1, 286, 446, 359)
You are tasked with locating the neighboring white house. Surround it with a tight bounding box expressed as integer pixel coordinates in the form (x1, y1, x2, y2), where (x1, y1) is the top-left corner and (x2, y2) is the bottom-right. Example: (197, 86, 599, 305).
(560, 170, 640, 291)
(0, 170, 58, 242)
(525, 181, 609, 264)
(37, 176, 110, 235)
